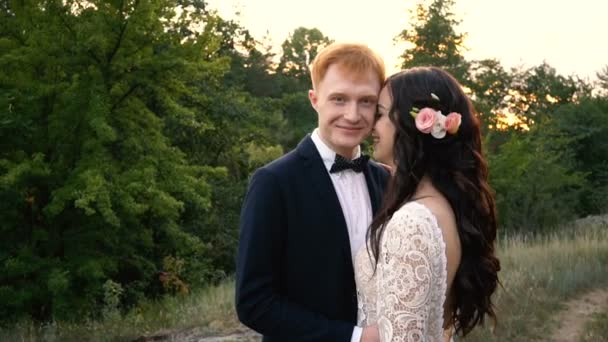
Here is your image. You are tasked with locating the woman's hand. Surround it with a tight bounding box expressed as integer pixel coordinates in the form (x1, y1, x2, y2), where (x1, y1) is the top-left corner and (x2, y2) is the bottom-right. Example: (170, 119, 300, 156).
(361, 324, 380, 342)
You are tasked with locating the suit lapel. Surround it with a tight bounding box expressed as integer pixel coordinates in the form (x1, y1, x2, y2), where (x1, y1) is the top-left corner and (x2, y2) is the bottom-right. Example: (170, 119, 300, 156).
(363, 165, 383, 216)
(296, 136, 353, 262)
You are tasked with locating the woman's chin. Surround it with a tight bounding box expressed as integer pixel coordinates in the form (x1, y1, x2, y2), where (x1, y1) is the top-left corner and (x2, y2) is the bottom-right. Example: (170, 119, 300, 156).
(372, 151, 387, 164)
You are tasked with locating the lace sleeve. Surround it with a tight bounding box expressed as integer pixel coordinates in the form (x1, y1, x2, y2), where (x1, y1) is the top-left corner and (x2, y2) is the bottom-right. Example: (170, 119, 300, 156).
(375, 203, 447, 342)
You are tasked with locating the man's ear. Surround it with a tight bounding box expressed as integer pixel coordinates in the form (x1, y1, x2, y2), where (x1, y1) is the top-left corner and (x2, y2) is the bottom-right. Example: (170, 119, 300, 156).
(308, 89, 318, 111)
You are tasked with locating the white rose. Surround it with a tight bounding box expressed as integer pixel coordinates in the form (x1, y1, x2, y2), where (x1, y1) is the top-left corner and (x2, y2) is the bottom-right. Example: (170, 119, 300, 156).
(431, 111, 447, 139)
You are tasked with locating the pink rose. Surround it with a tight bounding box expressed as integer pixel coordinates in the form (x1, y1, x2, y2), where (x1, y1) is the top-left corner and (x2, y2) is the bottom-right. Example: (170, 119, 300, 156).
(445, 112, 462, 134)
(415, 107, 436, 134)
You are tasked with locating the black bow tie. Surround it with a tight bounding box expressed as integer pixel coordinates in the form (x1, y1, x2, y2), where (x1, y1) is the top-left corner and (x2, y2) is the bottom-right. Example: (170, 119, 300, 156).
(329, 154, 370, 173)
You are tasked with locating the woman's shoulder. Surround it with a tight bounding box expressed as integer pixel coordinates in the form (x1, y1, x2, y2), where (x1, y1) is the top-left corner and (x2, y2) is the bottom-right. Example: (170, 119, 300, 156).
(388, 200, 458, 252)
(381, 202, 448, 269)
(392, 200, 441, 224)
(410, 198, 457, 233)
(387, 201, 441, 235)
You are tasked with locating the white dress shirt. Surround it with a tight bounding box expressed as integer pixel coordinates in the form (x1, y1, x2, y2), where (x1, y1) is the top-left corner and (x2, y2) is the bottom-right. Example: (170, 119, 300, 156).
(311, 129, 372, 342)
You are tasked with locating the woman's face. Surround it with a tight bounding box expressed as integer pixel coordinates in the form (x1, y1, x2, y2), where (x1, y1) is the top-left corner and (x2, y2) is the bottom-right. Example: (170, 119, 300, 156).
(371, 86, 396, 167)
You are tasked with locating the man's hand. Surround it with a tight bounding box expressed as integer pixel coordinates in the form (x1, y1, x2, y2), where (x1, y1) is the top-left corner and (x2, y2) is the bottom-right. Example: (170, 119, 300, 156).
(360, 324, 380, 342)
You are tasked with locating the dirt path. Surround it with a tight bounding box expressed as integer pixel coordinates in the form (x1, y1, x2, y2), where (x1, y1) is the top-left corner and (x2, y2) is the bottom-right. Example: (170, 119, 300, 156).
(139, 288, 608, 341)
(190, 331, 260, 342)
(549, 287, 608, 342)
(134, 327, 261, 342)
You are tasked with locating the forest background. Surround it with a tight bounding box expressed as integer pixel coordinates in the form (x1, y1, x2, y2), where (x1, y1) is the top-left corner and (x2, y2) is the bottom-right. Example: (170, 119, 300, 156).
(1, 0, 607, 332)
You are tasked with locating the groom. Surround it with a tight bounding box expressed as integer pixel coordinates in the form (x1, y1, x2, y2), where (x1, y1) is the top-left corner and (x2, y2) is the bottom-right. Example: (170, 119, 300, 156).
(236, 43, 388, 342)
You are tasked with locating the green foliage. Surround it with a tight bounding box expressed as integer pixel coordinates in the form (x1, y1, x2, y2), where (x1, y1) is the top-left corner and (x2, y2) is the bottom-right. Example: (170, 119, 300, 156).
(550, 97, 608, 215)
(101, 279, 123, 321)
(396, 0, 604, 230)
(278, 27, 332, 85)
(245, 143, 284, 170)
(271, 27, 331, 151)
(159, 256, 189, 295)
(1, 0, 607, 330)
(203, 12, 281, 97)
(0, 0, 235, 322)
(507, 63, 593, 127)
(489, 124, 587, 230)
(468, 59, 515, 132)
(278, 93, 317, 150)
(597, 65, 608, 94)
(5, 220, 608, 341)
(483, 81, 607, 230)
(464, 220, 608, 341)
(397, 0, 470, 81)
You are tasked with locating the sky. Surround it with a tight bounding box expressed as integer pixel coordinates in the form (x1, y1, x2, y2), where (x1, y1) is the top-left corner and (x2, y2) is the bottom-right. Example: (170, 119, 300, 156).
(206, 0, 607, 81)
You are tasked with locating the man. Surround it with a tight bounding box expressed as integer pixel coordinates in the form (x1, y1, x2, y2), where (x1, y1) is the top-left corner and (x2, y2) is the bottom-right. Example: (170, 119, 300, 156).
(236, 43, 388, 341)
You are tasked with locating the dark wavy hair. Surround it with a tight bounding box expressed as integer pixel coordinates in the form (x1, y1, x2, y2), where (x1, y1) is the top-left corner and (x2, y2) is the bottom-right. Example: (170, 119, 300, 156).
(368, 67, 500, 336)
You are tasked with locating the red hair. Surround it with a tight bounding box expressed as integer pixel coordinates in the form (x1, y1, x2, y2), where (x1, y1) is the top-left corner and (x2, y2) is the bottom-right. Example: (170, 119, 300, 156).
(310, 43, 385, 89)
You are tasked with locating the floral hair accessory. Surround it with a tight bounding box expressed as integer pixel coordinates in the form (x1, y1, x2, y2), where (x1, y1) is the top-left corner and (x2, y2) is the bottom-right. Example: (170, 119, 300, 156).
(409, 93, 462, 139)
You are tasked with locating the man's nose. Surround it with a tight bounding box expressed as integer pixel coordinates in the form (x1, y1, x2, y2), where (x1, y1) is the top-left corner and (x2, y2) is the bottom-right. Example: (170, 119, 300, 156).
(343, 102, 360, 122)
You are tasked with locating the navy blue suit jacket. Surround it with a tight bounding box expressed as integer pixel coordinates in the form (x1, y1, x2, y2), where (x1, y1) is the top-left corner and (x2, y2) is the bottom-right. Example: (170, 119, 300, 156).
(236, 135, 389, 341)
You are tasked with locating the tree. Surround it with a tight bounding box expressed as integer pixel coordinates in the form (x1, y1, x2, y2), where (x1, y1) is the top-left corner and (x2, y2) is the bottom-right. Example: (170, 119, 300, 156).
(273, 27, 333, 150)
(596, 65, 608, 96)
(202, 12, 282, 98)
(396, 0, 469, 82)
(489, 123, 587, 231)
(550, 97, 608, 215)
(505, 63, 592, 128)
(151, 10, 287, 280)
(468, 59, 515, 133)
(278, 27, 332, 87)
(0, 0, 231, 321)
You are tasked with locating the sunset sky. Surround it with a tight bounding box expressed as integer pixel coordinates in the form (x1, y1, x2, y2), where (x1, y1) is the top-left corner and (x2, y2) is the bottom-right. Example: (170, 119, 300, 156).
(206, 0, 607, 81)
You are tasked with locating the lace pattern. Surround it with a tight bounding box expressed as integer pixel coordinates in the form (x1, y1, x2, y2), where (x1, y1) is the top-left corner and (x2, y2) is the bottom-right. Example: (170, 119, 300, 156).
(355, 202, 448, 341)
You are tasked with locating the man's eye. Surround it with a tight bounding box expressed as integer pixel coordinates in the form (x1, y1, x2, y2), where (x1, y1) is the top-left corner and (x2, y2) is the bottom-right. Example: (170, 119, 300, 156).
(361, 98, 375, 105)
(333, 96, 345, 103)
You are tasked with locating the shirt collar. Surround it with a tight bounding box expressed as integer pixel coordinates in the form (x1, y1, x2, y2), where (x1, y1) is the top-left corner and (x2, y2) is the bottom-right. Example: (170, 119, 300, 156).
(311, 128, 361, 172)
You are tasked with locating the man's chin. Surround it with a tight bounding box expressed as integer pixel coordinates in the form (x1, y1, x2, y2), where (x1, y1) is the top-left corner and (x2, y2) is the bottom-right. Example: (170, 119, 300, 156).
(341, 132, 367, 142)
(335, 138, 364, 150)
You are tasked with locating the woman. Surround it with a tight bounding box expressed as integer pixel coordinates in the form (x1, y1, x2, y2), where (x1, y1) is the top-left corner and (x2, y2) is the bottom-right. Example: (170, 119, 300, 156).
(355, 67, 500, 341)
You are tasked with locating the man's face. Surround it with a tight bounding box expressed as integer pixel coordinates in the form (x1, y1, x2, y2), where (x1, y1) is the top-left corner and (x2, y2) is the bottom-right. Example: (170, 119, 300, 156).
(309, 64, 381, 158)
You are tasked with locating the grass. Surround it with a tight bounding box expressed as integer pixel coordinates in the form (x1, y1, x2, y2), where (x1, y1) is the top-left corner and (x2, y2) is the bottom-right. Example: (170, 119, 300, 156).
(580, 311, 608, 341)
(2, 217, 607, 341)
(0, 280, 241, 342)
(461, 219, 608, 341)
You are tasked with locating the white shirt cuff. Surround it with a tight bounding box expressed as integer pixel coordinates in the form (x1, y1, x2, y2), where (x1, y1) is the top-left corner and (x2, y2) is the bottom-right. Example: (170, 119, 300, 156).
(351, 326, 363, 342)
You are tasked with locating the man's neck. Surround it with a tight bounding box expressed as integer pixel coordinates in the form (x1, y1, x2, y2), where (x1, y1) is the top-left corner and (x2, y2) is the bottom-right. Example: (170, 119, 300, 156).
(316, 131, 359, 159)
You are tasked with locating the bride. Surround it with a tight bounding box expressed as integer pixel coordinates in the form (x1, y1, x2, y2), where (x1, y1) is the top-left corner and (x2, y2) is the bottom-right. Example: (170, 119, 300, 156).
(356, 67, 501, 342)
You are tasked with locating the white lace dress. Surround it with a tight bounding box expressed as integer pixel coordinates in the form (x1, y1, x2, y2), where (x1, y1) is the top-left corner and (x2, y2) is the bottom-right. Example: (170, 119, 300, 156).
(355, 201, 449, 342)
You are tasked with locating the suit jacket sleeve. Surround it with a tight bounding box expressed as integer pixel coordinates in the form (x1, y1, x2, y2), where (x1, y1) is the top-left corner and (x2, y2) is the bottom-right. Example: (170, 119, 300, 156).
(235, 167, 355, 341)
